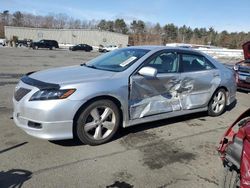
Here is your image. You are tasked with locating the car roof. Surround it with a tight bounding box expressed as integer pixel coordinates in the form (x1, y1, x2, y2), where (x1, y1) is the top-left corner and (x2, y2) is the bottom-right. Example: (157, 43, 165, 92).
(126, 45, 204, 55)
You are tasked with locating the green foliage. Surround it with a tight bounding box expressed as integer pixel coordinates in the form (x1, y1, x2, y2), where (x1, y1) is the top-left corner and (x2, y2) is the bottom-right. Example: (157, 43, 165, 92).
(130, 20, 145, 34)
(114, 19, 128, 34)
(163, 23, 178, 42)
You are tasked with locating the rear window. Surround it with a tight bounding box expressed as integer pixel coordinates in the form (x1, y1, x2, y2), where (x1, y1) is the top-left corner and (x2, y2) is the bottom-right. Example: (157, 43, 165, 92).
(180, 54, 215, 72)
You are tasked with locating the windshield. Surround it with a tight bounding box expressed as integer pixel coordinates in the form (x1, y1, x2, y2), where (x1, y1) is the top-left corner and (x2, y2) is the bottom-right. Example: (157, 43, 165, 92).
(85, 48, 150, 72)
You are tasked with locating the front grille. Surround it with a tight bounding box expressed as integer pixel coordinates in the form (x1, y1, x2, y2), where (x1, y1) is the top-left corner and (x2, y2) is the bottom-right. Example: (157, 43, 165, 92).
(14, 88, 31, 101)
(239, 67, 250, 74)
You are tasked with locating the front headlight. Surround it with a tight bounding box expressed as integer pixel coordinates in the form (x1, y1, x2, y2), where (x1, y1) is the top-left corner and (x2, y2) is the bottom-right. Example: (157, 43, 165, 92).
(29, 89, 76, 101)
(233, 65, 239, 71)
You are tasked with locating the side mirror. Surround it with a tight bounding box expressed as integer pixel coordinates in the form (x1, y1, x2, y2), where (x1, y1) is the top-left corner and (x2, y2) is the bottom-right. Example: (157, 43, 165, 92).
(138, 67, 157, 77)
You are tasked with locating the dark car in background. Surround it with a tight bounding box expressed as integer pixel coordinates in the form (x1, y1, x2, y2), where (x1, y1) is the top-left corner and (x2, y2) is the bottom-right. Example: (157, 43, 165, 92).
(234, 41, 250, 91)
(31, 39, 59, 50)
(69, 44, 93, 52)
(16, 39, 33, 47)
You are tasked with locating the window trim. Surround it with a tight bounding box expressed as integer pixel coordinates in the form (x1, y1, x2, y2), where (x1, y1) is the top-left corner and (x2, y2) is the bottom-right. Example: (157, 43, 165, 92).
(132, 49, 180, 76)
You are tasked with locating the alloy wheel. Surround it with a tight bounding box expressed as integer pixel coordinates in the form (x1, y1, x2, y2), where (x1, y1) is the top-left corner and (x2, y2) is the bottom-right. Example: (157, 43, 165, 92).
(83, 106, 116, 140)
(211, 90, 226, 114)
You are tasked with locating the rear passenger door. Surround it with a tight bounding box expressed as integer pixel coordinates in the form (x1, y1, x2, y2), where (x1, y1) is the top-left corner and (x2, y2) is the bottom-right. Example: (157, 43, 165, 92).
(178, 53, 221, 109)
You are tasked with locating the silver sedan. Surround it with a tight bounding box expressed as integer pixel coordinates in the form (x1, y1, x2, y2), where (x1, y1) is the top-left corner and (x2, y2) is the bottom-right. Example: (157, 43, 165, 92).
(13, 46, 236, 145)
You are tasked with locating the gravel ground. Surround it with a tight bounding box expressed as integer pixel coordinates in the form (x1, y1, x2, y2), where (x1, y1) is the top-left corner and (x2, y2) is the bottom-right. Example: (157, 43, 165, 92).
(0, 47, 249, 188)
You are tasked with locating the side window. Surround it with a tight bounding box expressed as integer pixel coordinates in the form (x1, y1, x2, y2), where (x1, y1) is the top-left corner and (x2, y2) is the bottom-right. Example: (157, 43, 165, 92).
(146, 52, 178, 73)
(181, 54, 215, 72)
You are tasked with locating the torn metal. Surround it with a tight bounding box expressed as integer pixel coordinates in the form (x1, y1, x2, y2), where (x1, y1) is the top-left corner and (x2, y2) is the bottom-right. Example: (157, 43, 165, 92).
(129, 72, 220, 119)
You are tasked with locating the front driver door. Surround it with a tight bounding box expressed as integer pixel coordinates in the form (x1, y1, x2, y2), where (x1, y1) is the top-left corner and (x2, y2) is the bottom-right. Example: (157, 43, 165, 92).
(129, 50, 182, 120)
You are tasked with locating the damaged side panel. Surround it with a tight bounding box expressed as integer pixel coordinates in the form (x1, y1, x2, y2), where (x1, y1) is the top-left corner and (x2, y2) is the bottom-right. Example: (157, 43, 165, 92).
(129, 70, 221, 120)
(129, 74, 182, 119)
(180, 70, 221, 109)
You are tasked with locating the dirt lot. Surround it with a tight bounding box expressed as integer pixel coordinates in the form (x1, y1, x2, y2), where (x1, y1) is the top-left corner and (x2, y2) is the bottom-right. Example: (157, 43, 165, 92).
(0, 47, 249, 188)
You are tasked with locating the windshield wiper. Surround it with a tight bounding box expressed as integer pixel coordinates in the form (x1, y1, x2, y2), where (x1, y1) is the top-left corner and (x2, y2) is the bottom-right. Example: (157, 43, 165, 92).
(81, 64, 97, 69)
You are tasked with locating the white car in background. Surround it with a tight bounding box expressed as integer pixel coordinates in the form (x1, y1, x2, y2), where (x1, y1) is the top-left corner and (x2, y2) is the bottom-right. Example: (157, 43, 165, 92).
(0, 38, 6, 46)
(102, 45, 119, 52)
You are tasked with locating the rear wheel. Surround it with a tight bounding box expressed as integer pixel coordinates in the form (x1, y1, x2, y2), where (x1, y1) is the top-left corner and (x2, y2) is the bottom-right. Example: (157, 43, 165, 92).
(76, 100, 120, 145)
(208, 88, 227, 116)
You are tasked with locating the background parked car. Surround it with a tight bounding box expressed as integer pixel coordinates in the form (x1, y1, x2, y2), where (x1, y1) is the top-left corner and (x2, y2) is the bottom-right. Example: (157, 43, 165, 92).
(0, 38, 6, 46)
(69, 44, 93, 52)
(98, 44, 104, 52)
(99, 45, 118, 52)
(16, 39, 32, 47)
(234, 41, 250, 92)
(31, 39, 59, 50)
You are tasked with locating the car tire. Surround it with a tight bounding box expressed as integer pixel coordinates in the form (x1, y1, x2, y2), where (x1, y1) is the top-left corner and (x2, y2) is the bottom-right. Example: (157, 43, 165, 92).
(76, 100, 120, 145)
(221, 166, 240, 188)
(208, 88, 227, 116)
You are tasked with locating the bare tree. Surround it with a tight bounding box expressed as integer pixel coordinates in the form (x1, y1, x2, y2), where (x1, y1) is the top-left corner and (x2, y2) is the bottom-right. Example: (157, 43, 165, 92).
(2, 10, 10, 26)
(53, 13, 68, 29)
(12, 11, 24, 26)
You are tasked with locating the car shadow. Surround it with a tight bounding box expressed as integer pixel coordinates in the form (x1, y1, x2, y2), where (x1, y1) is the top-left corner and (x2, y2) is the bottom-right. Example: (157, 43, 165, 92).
(113, 111, 209, 141)
(227, 99, 237, 112)
(237, 89, 249, 94)
(50, 105, 236, 147)
(50, 111, 208, 147)
(49, 138, 84, 147)
(0, 169, 32, 188)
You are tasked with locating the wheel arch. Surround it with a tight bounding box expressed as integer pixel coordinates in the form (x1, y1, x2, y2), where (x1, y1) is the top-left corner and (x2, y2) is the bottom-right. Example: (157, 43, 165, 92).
(72, 95, 123, 138)
(209, 86, 228, 104)
(217, 86, 229, 104)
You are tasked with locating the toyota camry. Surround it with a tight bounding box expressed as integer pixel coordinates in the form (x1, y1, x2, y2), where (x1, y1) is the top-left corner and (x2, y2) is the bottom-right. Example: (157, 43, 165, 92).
(13, 46, 236, 145)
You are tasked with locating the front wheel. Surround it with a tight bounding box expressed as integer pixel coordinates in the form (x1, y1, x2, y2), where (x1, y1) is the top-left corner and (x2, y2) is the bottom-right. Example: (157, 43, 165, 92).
(208, 88, 227, 116)
(75, 100, 120, 145)
(221, 166, 240, 188)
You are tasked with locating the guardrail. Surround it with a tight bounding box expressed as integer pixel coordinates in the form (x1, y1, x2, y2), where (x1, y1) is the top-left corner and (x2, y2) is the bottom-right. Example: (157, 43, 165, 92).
(195, 48, 243, 59)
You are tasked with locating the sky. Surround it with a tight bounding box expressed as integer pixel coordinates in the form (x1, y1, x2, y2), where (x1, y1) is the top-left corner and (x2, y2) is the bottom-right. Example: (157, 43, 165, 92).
(1, 0, 250, 32)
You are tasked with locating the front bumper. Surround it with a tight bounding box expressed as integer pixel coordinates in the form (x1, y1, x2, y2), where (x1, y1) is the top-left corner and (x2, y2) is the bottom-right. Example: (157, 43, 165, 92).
(13, 112, 73, 140)
(12, 81, 83, 140)
(236, 73, 250, 91)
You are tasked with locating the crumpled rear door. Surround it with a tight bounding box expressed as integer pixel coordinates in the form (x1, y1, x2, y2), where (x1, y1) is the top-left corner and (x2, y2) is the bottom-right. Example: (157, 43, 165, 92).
(178, 53, 221, 109)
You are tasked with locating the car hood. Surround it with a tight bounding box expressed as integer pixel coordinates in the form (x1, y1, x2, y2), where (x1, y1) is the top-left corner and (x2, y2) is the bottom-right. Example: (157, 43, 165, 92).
(29, 65, 116, 85)
(238, 61, 250, 67)
(243, 41, 250, 60)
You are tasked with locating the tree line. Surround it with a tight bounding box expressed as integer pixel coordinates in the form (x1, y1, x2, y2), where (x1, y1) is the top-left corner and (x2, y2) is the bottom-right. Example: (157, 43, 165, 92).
(1, 10, 249, 48)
